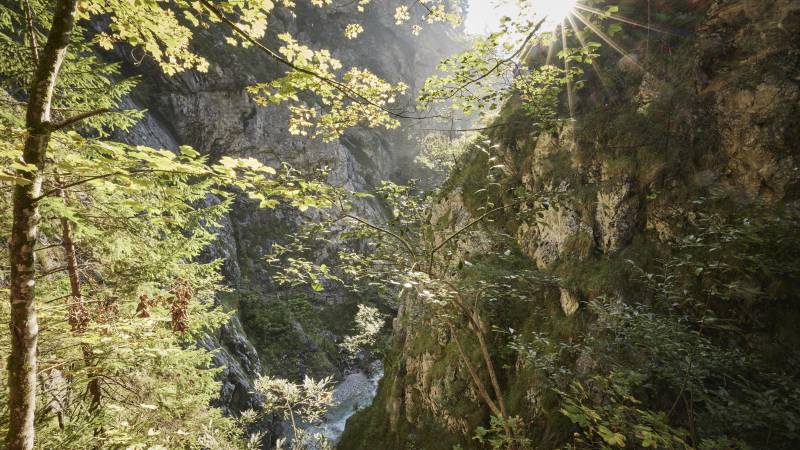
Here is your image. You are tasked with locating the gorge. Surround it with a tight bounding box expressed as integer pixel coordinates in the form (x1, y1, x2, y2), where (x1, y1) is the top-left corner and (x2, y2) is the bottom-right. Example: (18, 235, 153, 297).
(1, 0, 799, 449)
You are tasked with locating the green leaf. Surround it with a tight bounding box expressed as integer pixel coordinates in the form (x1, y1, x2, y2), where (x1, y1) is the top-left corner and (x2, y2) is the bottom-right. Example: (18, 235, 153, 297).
(0, 173, 32, 185)
(179, 145, 200, 158)
(598, 425, 626, 447)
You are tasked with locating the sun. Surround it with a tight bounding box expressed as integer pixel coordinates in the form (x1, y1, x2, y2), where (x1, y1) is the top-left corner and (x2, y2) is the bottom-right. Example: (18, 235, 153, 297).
(537, 0, 579, 29)
(464, 0, 580, 35)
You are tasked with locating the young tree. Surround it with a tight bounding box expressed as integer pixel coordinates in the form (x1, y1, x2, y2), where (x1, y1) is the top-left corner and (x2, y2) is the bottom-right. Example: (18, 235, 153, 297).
(255, 375, 335, 450)
(266, 175, 561, 448)
(262, 4, 612, 445)
(5, 2, 85, 446)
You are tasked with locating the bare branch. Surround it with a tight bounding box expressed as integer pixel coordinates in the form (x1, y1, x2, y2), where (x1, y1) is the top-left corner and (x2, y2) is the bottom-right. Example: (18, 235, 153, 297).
(441, 280, 513, 442)
(450, 325, 502, 417)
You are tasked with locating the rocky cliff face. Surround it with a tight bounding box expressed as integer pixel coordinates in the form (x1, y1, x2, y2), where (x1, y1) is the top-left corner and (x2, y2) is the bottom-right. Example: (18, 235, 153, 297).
(340, 0, 800, 448)
(114, 0, 462, 420)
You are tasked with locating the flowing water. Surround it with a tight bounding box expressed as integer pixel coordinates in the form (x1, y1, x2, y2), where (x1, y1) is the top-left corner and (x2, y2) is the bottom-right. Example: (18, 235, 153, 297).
(299, 364, 383, 448)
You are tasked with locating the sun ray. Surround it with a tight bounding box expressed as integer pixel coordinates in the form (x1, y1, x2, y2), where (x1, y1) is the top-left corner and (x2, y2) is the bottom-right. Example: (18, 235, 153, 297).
(574, 4, 674, 35)
(542, 0, 578, 26)
(566, 14, 612, 95)
(573, 10, 643, 71)
(545, 33, 558, 66)
(560, 19, 576, 120)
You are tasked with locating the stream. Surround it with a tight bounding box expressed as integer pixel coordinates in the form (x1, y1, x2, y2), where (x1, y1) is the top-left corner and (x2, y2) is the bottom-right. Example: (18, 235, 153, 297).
(298, 364, 383, 448)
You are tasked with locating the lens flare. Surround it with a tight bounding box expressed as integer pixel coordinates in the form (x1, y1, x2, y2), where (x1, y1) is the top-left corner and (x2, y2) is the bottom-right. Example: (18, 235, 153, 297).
(538, 0, 578, 29)
(544, 0, 578, 21)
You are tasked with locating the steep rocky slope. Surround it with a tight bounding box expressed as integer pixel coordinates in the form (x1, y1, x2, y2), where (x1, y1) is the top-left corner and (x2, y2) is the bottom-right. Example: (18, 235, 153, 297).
(112, 0, 463, 417)
(340, 1, 800, 448)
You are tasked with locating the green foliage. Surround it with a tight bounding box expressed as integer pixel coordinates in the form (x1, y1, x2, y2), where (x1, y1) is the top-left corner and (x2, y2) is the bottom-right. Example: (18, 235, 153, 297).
(0, 1, 142, 135)
(0, 117, 335, 446)
(511, 65, 568, 132)
(505, 202, 800, 450)
(341, 304, 385, 355)
(4, 0, 429, 141)
(0, 139, 249, 447)
(338, 3, 800, 450)
(254, 375, 335, 450)
(418, 31, 512, 115)
(266, 180, 430, 297)
(238, 294, 343, 379)
(647, 199, 800, 309)
(558, 372, 690, 450)
(418, 4, 603, 124)
(0, 0, 385, 446)
(474, 415, 530, 449)
(246, 36, 408, 141)
(415, 132, 477, 177)
(266, 152, 568, 449)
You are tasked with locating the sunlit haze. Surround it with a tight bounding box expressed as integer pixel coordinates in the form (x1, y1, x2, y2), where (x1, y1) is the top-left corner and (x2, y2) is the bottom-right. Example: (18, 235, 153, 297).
(464, 0, 579, 35)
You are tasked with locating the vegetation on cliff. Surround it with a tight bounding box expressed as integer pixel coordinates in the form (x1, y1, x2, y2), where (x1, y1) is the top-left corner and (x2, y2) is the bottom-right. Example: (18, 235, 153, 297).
(2, 0, 800, 449)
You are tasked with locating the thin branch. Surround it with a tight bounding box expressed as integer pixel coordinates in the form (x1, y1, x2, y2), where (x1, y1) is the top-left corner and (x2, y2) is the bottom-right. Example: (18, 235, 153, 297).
(342, 214, 417, 258)
(668, 356, 692, 418)
(36, 263, 89, 279)
(419, 120, 529, 133)
(49, 108, 110, 131)
(428, 198, 527, 273)
(0, 98, 109, 114)
(22, 0, 39, 66)
(450, 324, 502, 417)
(442, 280, 514, 443)
(431, 18, 545, 104)
(34, 172, 119, 201)
(33, 168, 196, 202)
(34, 243, 64, 252)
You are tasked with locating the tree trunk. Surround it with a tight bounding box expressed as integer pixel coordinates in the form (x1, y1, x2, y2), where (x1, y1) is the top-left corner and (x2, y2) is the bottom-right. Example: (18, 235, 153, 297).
(58, 186, 87, 331)
(57, 186, 101, 412)
(7, 1, 79, 448)
(444, 281, 515, 447)
(450, 325, 502, 417)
